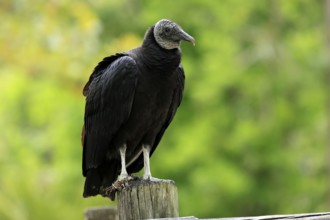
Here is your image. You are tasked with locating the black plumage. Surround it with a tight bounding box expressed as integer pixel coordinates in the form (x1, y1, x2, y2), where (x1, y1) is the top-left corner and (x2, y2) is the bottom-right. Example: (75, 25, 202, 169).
(82, 19, 194, 198)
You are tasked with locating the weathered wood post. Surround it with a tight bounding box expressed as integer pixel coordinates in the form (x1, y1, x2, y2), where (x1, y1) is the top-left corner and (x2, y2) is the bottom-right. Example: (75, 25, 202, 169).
(117, 179, 179, 220)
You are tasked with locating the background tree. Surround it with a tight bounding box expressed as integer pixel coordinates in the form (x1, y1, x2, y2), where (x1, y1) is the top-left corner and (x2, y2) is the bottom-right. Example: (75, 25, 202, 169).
(0, 0, 328, 219)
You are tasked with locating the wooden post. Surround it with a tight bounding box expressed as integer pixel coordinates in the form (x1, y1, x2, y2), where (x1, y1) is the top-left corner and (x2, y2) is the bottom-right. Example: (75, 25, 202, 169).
(117, 179, 179, 220)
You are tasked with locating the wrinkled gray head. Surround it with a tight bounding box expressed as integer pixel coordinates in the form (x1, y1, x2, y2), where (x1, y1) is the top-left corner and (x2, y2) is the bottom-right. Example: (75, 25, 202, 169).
(153, 19, 195, 50)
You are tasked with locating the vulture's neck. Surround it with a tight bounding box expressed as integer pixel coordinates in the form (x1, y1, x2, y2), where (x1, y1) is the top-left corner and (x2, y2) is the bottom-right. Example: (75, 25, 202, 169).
(140, 26, 181, 71)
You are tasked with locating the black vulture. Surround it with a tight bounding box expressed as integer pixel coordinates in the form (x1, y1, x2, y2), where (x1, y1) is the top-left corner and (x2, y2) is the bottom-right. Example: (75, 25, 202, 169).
(82, 19, 195, 199)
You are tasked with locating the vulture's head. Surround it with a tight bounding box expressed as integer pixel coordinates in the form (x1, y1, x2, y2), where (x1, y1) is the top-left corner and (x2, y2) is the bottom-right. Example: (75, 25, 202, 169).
(154, 19, 195, 50)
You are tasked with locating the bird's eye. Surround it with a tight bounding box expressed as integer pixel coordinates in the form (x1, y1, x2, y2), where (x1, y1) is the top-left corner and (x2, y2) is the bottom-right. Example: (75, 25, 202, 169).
(164, 27, 171, 33)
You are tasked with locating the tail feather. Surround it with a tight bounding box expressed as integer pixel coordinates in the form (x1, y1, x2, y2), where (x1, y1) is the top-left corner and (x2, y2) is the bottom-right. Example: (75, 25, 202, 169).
(83, 169, 101, 197)
(83, 161, 119, 198)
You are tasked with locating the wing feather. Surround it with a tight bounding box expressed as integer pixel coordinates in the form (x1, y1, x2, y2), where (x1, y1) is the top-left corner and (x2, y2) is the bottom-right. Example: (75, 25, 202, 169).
(83, 56, 138, 176)
(83, 53, 126, 96)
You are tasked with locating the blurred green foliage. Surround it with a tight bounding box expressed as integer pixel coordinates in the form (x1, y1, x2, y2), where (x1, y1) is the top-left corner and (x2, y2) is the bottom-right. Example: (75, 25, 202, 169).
(1, 0, 329, 219)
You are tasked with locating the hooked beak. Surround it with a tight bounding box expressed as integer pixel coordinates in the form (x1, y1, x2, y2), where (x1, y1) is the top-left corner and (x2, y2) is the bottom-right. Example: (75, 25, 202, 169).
(178, 29, 195, 46)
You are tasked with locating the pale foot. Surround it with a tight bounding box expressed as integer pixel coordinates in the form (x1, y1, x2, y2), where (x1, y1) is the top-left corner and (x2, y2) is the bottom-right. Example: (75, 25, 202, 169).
(117, 173, 134, 181)
(142, 175, 163, 182)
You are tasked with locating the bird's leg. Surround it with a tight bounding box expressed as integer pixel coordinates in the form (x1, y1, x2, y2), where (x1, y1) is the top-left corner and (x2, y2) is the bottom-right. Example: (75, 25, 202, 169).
(117, 144, 132, 181)
(103, 144, 134, 200)
(142, 145, 160, 181)
(142, 145, 151, 179)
